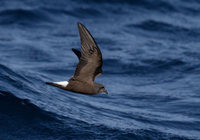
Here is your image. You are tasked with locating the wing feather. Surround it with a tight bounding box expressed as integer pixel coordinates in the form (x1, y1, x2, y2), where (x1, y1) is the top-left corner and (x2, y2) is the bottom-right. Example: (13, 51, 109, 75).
(72, 23, 103, 84)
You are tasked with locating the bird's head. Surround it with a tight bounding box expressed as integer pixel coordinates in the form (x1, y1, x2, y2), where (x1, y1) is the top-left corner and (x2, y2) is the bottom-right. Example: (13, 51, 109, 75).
(99, 86, 108, 94)
(95, 83, 108, 94)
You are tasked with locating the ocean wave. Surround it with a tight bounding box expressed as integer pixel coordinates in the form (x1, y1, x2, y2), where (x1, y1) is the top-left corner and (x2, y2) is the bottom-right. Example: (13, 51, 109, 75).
(127, 20, 200, 37)
(75, 0, 176, 13)
(0, 90, 191, 140)
(0, 64, 29, 83)
(0, 8, 51, 25)
(103, 58, 187, 75)
(0, 90, 64, 139)
(8, 45, 53, 62)
(43, 7, 103, 19)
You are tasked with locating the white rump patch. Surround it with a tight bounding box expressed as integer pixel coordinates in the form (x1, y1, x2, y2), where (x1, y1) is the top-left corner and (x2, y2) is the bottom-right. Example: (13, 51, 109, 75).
(53, 81, 69, 87)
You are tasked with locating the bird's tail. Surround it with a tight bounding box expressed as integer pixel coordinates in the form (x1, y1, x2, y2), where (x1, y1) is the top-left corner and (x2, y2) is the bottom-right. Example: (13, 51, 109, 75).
(45, 82, 58, 87)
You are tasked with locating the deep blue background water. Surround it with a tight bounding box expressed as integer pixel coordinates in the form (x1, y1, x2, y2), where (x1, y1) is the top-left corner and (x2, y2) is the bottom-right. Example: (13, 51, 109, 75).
(0, 0, 200, 139)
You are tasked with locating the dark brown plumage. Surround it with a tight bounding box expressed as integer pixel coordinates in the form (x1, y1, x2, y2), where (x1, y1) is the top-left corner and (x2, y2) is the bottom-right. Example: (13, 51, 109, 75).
(46, 22, 107, 95)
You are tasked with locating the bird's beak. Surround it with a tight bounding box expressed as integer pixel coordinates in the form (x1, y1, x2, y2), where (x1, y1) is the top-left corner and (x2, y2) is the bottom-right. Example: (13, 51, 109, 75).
(104, 90, 108, 94)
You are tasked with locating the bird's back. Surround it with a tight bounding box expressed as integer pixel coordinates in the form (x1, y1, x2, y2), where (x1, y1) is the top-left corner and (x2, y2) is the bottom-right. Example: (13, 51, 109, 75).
(65, 78, 98, 94)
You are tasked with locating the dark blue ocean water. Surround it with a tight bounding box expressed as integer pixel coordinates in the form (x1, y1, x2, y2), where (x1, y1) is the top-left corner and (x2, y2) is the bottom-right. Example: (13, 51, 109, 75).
(0, 0, 200, 139)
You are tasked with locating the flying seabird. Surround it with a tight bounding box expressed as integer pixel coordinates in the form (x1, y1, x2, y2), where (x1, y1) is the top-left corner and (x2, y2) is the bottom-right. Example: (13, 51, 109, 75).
(46, 22, 108, 95)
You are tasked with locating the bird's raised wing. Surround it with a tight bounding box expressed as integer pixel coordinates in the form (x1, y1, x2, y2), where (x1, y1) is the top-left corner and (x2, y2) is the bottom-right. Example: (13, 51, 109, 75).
(72, 22, 102, 84)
